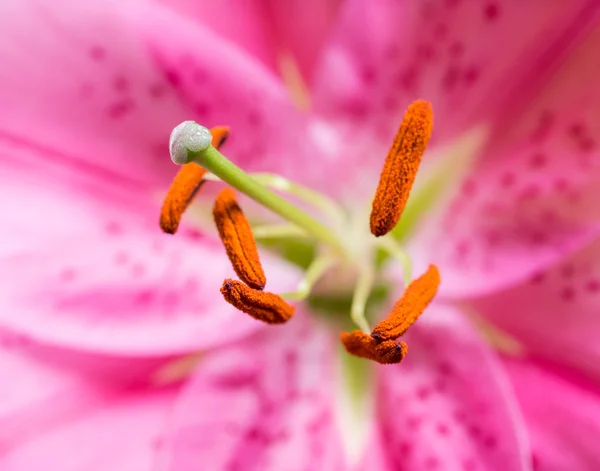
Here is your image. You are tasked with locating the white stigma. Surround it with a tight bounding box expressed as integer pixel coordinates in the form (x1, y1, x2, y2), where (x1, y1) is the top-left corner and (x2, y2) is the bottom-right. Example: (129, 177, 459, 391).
(169, 121, 213, 165)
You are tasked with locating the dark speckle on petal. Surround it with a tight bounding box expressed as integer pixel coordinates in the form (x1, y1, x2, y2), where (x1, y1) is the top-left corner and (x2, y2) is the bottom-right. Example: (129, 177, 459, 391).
(529, 153, 547, 169)
(113, 75, 129, 92)
(114, 252, 129, 265)
(587, 279, 600, 293)
(449, 42, 465, 58)
(165, 70, 181, 87)
(561, 286, 575, 301)
(89, 45, 106, 61)
(107, 100, 135, 119)
(59, 268, 77, 282)
(105, 221, 124, 235)
(149, 83, 167, 99)
(500, 172, 516, 188)
(484, 3, 499, 21)
(464, 66, 480, 86)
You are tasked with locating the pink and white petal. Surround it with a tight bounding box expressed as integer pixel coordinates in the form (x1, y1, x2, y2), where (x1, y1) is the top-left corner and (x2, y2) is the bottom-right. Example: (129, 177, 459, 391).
(0, 0, 192, 187)
(141, 3, 333, 190)
(155, 315, 347, 471)
(157, 0, 343, 82)
(265, 0, 343, 83)
(0, 137, 152, 256)
(503, 357, 600, 471)
(469, 238, 600, 378)
(0, 223, 297, 356)
(156, 0, 280, 75)
(0, 0, 319, 189)
(372, 306, 531, 471)
(0, 336, 176, 471)
(412, 26, 600, 298)
(312, 0, 599, 148)
(484, 23, 600, 159)
(0, 334, 103, 441)
(411, 144, 600, 298)
(0, 151, 299, 355)
(4, 390, 173, 471)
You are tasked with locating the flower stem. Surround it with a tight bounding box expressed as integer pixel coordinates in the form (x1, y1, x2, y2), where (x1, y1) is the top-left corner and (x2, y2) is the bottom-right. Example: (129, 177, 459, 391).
(376, 237, 412, 286)
(191, 146, 345, 255)
(251, 223, 308, 239)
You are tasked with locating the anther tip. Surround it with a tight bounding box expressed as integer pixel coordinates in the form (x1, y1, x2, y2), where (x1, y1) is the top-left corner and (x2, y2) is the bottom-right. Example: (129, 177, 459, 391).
(159, 220, 176, 235)
(169, 121, 213, 165)
(222, 279, 233, 292)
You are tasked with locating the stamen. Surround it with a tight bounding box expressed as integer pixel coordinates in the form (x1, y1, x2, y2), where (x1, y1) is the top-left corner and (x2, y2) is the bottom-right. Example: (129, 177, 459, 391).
(376, 236, 412, 286)
(213, 188, 266, 290)
(208, 126, 230, 149)
(203, 172, 346, 230)
(246, 173, 346, 225)
(280, 255, 336, 301)
(350, 267, 375, 332)
(370, 264, 440, 341)
(251, 223, 308, 240)
(159, 163, 206, 234)
(160, 126, 230, 234)
(183, 132, 346, 254)
(369, 100, 433, 237)
(340, 330, 408, 365)
(221, 279, 295, 324)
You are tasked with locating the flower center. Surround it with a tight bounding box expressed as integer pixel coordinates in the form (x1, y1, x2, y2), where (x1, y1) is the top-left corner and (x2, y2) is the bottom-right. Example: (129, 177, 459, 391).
(159, 101, 440, 364)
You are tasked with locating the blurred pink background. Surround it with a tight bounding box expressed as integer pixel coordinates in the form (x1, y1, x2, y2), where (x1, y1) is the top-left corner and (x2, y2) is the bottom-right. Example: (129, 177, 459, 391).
(1, 1, 600, 470)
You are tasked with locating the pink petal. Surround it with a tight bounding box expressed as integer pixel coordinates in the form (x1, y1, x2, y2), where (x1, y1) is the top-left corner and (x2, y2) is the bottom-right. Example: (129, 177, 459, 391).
(0, 335, 176, 471)
(141, 3, 332, 189)
(0, 138, 150, 257)
(470, 237, 600, 377)
(156, 0, 280, 75)
(5, 391, 173, 471)
(264, 0, 343, 82)
(370, 306, 531, 471)
(0, 149, 298, 355)
(155, 315, 346, 471)
(0, 0, 317, 188)
(0, 0, 189, 187)
(412, 26, 600, 297)
(503, 357, 600, 471)
(484, 22, 600, 157)
(312, 0, 598, 147)
(157, 0, 342, 82)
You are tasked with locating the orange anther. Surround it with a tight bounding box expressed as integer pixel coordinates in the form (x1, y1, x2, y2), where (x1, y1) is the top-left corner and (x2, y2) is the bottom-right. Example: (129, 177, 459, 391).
(371, 264, 440, 341)
(213, 188, 266, 290)
(340, 330, 408, 364)
(159, 126, 230, 234)
(369, 100, 433, 237)
(221, 279, 294, 324)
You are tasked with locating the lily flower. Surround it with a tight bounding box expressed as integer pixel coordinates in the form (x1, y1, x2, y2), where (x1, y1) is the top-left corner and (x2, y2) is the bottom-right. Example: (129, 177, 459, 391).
(1, 0, 600, 470)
